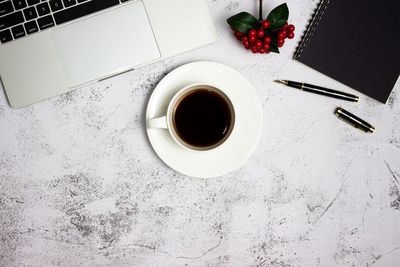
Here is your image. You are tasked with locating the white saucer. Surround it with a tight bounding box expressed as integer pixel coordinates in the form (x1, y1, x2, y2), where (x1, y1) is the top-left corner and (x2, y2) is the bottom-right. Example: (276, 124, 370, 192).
(145, 61, 263, 178)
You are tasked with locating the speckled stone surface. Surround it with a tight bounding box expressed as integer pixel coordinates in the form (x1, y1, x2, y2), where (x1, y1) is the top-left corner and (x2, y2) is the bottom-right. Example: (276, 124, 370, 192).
(1, 0, 400, 266)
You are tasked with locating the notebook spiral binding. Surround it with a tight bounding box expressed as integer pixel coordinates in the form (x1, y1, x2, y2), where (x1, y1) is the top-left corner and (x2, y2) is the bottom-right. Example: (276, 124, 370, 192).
(294, 0, 331, 59)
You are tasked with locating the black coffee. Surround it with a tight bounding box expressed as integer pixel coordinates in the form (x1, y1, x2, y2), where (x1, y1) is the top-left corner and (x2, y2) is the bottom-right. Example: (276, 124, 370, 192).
(173, 89, 233, 149)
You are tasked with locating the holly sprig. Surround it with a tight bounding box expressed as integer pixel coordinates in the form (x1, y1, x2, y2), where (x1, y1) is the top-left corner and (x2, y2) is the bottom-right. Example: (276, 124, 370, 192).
(227, 2, 293, 54)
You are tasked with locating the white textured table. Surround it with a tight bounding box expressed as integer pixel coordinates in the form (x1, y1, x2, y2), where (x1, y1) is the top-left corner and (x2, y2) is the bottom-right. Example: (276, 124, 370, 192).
(1, 0, 400, 266)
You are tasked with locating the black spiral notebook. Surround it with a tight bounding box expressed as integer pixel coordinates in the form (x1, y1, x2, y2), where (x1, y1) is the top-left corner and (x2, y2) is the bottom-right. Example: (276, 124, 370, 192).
(294, 0, 400, 103)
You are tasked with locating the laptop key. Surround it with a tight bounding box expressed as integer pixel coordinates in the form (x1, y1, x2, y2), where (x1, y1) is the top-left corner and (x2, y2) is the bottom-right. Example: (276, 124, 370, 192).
(49, 0, 62, 12)
(11, 24, 25, 39)
(54, 0, 119, 25)
(0, 28, 12, 43)
(12, 0, 26, 10)
(23, 6, 37, 20)
(37, 14, 54, 30)
(24, 19, 37, 34)
(0, 1, 14, 16)
(0, 11, 24, 31)
(62, 0, 75, 8)
(27, 0, 39, 5)
(36, 2, 50, 16)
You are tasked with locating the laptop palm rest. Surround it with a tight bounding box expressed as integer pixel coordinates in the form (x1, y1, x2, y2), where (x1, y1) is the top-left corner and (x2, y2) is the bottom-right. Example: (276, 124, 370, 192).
(51, 1, 160, 87)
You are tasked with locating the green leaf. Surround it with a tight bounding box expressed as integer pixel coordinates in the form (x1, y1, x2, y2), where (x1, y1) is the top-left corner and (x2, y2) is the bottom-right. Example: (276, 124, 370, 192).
(269, 43, 280, 53)
(227, 12, 258, 33)
(266, 3, 289, 29)
(268, 32, 280, 53)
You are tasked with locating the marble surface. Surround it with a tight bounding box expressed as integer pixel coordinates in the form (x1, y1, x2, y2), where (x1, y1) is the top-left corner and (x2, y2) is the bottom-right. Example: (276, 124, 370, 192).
(1, 0, 400, 266)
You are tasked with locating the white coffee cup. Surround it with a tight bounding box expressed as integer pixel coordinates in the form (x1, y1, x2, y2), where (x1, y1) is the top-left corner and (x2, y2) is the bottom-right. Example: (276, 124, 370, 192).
(147, 83, 235, 151)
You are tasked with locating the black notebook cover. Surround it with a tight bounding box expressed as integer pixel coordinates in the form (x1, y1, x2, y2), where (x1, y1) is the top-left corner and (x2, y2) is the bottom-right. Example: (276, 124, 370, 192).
(294, 0, 400, 103)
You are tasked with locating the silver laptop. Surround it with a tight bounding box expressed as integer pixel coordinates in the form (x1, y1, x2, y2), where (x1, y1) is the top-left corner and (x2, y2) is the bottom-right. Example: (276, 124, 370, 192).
(0, 0, 217, 108)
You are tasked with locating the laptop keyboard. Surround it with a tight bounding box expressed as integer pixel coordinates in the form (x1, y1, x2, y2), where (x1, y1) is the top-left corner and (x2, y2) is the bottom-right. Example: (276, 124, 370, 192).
(0, 0, 131, 43)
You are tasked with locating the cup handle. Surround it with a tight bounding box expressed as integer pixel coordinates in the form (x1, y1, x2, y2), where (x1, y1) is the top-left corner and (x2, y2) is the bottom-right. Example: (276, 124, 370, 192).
(147, 116, 168, 129)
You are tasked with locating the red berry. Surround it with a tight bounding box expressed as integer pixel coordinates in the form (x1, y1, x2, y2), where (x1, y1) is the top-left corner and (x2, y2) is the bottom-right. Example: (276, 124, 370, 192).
(251, 47, 258, 53)
(281, 30, 288, 38)
(265, 50, 270, 54)
(287, 32, 294, 39)
(244, 43, 250, 49)
(242, 36, 248, 42)
(236, 31, 244, 36)
(261, 20, 270, 29)
(234, 33, 241, 40)
(249, 29, 256, 36)
(277, 39, 284, 47)
(259, 48, 266, 54)
(257, 29, 264, 38)
(277, 32, 285, 39)
(283, 23, 288, 29)
(254, 40, 263, 48)
(262, 43, 270, 50)
(249, 35, 257, 43)
(264, 36, 271, 43)
(288, 24, 295, 32)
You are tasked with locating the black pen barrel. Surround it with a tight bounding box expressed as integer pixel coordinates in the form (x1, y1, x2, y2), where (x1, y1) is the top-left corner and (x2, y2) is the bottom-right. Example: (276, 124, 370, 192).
(286, 81, 358, 102)
(335, 107, 375, 133)
(287, 80, 302, 88)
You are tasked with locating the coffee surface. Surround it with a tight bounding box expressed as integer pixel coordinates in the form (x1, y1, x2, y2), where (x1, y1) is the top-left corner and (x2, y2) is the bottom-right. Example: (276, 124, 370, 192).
(173, 89, 233, 148)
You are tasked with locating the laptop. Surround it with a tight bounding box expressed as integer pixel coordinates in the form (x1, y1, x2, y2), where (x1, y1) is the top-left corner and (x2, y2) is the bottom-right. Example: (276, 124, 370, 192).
(0, 0, 217, 108)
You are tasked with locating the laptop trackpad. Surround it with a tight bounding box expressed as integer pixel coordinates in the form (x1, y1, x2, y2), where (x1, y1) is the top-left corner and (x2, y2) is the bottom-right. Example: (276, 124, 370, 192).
(51, 1, 160, 87)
